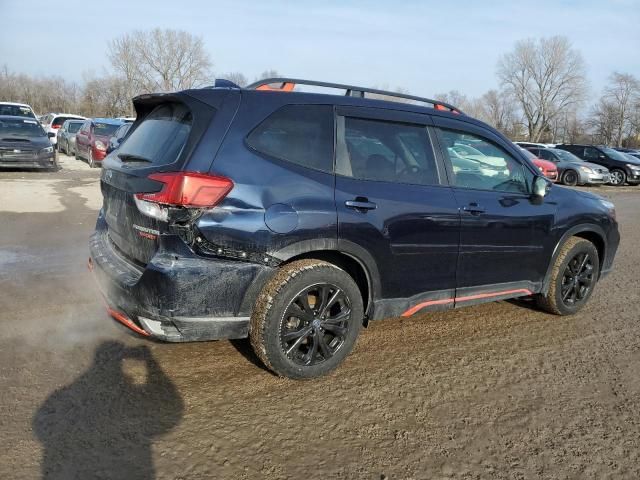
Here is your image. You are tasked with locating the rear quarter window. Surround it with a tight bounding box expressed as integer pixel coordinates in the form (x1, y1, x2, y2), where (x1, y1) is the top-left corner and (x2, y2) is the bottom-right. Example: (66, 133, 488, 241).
(247, 105, 334, 173)
(117, 103, 192, 166)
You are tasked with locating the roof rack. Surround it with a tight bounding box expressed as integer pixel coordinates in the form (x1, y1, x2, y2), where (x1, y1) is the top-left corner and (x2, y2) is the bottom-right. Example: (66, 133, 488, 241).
(245, 78, 463, 114)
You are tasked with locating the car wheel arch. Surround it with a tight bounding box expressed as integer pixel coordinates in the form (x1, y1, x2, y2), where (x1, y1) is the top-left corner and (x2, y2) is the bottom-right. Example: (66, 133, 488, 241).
(542, 224, 607, 294)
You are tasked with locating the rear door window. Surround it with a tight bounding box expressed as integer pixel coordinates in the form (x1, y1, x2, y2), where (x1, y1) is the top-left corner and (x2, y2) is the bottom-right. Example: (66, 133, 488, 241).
(117, 103, 192, 166)
(247, 105, 334, 173)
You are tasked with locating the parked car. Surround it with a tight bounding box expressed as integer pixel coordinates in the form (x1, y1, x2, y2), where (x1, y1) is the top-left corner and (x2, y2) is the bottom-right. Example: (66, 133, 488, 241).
(515, 141, 552, 149)
(555, 144, 640, 186)
(520, 148, 558, 182)
(57, 119, 85, 156)
(115, 116, 136, 123)
(106, 122, 132, 154)
(0, 102, 37, 119)
(39, 113, 86, 147)
(75, 118, 124, 168)
(0, 115, 56, 169)
(89, 78, 619, 379)
(526, 147, 610, 186)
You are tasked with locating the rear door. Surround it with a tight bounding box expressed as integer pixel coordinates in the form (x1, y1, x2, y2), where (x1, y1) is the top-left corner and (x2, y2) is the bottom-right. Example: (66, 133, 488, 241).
(335, 107, 460, 311)
(432, 117, 557, 294)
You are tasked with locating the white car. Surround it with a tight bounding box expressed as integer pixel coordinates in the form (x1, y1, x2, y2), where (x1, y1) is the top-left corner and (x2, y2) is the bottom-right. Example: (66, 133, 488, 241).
(0, 102, 37, 118)
(39, 113, 86, 146)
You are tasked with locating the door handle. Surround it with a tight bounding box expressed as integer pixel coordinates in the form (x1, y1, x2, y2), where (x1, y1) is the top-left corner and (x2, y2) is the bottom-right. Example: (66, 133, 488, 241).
(462, 203, 485, 215)
(345, 197, 377, 211)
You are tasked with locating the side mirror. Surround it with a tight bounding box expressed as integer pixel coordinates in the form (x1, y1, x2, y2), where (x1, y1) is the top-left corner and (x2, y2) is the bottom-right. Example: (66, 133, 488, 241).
(532, 175, 551, 198)
(47, 132, 55, 138)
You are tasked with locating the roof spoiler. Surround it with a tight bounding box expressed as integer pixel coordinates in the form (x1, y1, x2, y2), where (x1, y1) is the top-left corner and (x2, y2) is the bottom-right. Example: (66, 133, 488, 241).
(245, 77, 463, 114)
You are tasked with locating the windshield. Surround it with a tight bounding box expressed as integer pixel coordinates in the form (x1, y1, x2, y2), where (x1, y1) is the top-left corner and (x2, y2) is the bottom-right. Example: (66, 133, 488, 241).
(551, 148, 583, 162)
(0, 118, 46, 137)
(67, 122, 83, 133)
(94, 122, 121, 137)
(601, 147, 628, 161)
(0, 104, 35, 118)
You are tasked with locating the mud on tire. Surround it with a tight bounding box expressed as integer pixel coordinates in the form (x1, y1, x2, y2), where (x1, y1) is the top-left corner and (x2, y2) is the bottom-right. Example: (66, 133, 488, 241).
(249, 259, 363, 379)
(536, 237, 600, 316)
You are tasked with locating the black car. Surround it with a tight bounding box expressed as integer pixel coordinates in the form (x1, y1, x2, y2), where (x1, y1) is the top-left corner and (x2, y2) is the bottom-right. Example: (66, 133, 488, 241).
(0, 115, 56, 169)
(106, 122, 132, 154)
(614, 147, 640, 160)
(90, 78, 620, 379)
(555, 144, 640, 186)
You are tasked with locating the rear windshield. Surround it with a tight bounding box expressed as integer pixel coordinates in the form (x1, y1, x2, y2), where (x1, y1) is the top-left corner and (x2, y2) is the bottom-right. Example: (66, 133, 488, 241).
(67, 121, 83, 133)
(117, 103, 192, 166)
(53, 116, 81, 127)
(0, 104, 35, 118)
(0, 118, 45, 137)
(93, 122, 120, 137)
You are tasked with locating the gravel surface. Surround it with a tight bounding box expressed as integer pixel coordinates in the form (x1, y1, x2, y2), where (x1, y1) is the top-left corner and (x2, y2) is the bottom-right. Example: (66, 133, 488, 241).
(1, 154, 639, 479)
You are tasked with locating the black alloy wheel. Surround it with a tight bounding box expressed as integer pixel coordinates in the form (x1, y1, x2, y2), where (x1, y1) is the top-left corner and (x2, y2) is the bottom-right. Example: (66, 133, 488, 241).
(560, 251, 595, 307)
(280, 283, 351, 366)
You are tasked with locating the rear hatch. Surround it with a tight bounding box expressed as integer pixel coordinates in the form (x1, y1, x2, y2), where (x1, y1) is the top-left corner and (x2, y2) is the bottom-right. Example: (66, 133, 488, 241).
(99, 90, 234, 265)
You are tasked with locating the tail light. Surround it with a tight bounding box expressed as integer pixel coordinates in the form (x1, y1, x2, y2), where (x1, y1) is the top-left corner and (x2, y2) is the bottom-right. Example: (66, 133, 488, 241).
(134, 172, 233, 221)
(51, 124, 61, 129)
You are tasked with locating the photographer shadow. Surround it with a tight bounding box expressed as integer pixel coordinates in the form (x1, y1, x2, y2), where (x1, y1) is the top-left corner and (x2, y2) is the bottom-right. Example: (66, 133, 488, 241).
(33, 341, 184, 480)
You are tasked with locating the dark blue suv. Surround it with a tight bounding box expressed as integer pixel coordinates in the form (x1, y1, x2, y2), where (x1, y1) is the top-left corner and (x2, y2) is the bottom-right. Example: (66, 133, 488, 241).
(89, 78, 619, 378)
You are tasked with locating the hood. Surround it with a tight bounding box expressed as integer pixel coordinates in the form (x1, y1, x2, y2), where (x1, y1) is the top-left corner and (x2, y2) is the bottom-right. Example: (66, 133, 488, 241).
(0, 135, 50, 149)
(582, 161, 609, 171)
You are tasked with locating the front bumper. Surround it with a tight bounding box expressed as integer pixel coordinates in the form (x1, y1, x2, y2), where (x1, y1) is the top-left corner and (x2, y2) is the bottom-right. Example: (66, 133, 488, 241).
(581, 171, 610, 184)
(0, 154, 56, 169)
(627, 170, 640, 184)
(89, 213, 273, 342)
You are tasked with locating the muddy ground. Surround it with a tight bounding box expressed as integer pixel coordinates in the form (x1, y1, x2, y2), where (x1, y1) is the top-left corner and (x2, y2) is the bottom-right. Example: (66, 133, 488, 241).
(1, 153, 639, 479)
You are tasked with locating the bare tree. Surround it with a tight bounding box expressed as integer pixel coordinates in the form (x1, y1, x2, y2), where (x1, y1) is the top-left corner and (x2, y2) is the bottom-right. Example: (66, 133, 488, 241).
(477, 89, 519, 137)
(602, 72, 640, 146)
(255, 70, 281, 82)
(497, 36, 587, 142)
(587, 97, 618, 145)
(108, 29, 213, 94)
(221, 72, 248, 87)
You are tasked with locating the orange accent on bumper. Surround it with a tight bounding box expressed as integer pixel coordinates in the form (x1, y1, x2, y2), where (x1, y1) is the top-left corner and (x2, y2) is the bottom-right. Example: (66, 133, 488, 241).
(401, 288, 532, 317)
(108, 307, 150, 337)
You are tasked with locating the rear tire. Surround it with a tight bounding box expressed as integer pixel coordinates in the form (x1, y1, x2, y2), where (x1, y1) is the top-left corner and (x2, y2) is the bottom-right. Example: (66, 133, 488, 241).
(250, 259, 363, 379)
(536, 237, 599, 316)
(609, 169, 626, 186)
(562, 169, 579, 186)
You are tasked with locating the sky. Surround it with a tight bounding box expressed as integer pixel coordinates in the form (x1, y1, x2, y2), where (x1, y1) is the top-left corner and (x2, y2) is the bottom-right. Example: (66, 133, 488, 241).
(1, 0, 639, 101)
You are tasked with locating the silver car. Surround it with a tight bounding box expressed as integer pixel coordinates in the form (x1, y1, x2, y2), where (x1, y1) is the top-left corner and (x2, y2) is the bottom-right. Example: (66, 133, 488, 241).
(527, 147, 610, 186)
(57, 119, 85, 156)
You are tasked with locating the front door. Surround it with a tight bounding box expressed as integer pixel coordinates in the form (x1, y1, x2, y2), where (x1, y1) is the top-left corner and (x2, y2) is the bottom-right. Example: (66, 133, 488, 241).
(432, 117, 557, 300)
(334, 107, 460, 318)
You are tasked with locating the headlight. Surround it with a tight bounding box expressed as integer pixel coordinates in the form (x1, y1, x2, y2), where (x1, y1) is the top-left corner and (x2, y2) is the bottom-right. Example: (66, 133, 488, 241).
(40, 146, 54, 155)
(94, 141, 106, 151)
(579, 166, 594, 173)
(626, 163, 640, 170)
(600, 199, 616, 220)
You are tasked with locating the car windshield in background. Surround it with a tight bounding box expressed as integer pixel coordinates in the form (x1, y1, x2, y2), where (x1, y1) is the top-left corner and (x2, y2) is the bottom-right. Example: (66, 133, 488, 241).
(67, 122, 83, 133)
(0, 118, 45, 137)
(117, 103, 192, 166)
(94, 123, 120, 137)
(552, 148, 583, 162)
(602, 147, 629, 161)
(0, 104, 35, 118)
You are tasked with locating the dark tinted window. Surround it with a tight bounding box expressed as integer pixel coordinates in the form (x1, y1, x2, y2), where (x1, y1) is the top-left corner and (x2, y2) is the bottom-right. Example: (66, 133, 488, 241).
(53, 116, 80, 127)
(439, 128, 531, 193)
(67, 121, 83, 133)
(247, 105, 334, 173)
(337, 117, 439, 185)
(584, 147, 600, 160)
(0, 104, 35, 118)
(117, 103, 192, 166)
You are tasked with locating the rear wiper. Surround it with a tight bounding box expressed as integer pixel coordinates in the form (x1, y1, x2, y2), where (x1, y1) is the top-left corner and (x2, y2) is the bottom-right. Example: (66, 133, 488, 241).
(117, 153, 152, 163)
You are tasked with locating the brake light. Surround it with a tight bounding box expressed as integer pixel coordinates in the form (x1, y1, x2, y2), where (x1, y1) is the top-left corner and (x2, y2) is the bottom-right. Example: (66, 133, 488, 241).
(136, 172, 233, 208)
(51, 124, 61, 129)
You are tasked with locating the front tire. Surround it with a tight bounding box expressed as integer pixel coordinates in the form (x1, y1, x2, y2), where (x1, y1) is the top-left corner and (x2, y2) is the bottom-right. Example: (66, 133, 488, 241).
(609, 169, 626, 186)
(562, 169, 579, 186)
(250, 259, 363, 379)
(536, 237, 599, 315)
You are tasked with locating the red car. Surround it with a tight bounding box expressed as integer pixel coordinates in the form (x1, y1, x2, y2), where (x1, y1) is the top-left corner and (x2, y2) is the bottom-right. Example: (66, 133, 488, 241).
(75, 118, 124, 168)
(520, 147, 558, 182)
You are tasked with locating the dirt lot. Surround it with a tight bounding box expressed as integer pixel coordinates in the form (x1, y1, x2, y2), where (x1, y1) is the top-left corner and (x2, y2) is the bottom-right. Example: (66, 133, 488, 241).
(1, 153, 639, 479)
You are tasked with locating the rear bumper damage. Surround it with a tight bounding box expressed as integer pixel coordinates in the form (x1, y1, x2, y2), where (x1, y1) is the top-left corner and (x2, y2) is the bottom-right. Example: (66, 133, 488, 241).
(89, 213, 272, 342)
